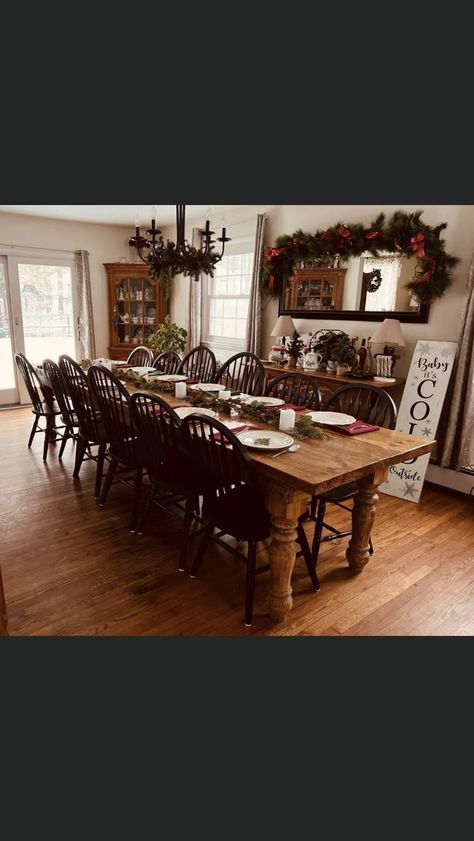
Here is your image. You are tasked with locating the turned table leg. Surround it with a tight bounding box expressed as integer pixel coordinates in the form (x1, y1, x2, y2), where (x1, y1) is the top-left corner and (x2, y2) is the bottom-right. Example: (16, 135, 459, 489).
(263, 483, 308, 623)
(346, 466, 388, 574)
(0, 563, 8, 637)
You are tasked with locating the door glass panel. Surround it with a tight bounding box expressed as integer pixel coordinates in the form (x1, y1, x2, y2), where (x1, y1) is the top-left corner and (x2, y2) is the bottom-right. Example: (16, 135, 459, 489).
(18, 264, 75, 363)
(0, 262, 16, 391)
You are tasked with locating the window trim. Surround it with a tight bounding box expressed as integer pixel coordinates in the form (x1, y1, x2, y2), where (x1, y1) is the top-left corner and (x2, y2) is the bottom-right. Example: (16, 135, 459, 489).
(201, 235, 255, 349)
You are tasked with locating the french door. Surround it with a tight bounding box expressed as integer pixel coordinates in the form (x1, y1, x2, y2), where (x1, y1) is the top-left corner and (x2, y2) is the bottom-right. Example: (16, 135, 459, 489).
(0, 254, 79, 406)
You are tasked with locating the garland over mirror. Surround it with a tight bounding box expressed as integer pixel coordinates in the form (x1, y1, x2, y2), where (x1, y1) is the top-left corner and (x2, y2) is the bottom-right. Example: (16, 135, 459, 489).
(260, 211, 459, 323)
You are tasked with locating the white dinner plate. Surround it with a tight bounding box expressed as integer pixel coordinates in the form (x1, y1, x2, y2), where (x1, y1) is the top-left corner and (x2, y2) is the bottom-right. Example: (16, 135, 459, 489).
(304, 411, 356, 426)
(130, 366, 157, 376)
(235, 430, 294, 451)
(189, 383, 222, 392)
(153, 374, 188, 382)
(174, 407, 217, 420)
(238, 394, 285, 406)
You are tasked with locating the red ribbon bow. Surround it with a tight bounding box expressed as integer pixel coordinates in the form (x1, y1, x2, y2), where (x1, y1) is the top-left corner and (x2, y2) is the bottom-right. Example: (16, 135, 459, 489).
(365, 230, 379, 240)
(336, 225, 352, 239)
(410, 232, 426, 258)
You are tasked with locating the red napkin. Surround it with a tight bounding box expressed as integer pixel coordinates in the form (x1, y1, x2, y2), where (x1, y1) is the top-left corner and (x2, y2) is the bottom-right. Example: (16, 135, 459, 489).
(212, 424, 260, 442)
(329, 419, 380, 435)
(275, 403, 308, 411)
(186, 378, 198, 385)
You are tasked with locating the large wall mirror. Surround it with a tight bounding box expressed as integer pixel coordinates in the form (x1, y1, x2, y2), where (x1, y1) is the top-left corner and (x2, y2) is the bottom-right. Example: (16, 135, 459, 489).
(279, 253, 430, 323)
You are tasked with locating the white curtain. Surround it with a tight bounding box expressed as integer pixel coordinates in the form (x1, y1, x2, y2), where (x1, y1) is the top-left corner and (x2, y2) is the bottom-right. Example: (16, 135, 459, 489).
(245, 214, 266, 355)
(439, 253, 474, 470)
(74, 250, 96, 360)
(189, 228, 202, 349)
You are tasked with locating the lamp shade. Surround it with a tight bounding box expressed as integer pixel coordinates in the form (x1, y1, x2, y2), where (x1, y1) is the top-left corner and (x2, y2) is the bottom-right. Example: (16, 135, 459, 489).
(370, 318, 406, 347)
(270, 315, 296, 337)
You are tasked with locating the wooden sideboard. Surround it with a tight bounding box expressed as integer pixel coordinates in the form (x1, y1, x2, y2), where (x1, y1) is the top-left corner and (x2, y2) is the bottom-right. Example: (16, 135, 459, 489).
(261, 360, 405, 406)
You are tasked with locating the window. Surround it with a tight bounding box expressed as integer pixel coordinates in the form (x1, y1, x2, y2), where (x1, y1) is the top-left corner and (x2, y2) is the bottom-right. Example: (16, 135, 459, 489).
(202, 243, 254, 348)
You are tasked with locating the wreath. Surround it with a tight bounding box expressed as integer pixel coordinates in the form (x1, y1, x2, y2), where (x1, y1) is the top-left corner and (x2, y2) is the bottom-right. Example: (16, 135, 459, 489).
(260, 210, 459, 304)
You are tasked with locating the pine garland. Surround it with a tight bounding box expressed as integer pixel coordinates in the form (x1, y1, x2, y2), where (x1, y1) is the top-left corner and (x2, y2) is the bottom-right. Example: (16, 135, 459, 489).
(188, 391, 328, 441)
(261, 210, 459, 303)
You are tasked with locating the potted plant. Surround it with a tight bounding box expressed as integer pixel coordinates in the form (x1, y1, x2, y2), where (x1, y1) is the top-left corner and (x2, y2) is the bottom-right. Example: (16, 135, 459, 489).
(330, 334, 358, 375)
(286, 330, 304, 367)
(148, 315, 188, 356)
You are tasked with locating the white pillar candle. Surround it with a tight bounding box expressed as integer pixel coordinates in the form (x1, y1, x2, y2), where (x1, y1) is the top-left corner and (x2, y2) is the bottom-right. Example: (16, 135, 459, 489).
(218, 390, 231, 400)
(175, 382, 187, 398)
(279, 408, 296, 431)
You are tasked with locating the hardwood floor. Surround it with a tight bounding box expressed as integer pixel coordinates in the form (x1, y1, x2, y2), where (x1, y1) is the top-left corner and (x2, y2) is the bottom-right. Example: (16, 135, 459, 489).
(1, 407, 473, 636)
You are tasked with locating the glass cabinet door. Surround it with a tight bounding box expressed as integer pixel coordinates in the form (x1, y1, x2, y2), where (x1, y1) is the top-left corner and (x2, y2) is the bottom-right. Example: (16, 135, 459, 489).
(113, 274, 157, 348)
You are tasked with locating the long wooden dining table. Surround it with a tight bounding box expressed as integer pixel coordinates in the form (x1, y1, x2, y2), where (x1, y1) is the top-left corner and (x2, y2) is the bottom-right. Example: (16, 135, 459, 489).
(129, 382, 436, 624)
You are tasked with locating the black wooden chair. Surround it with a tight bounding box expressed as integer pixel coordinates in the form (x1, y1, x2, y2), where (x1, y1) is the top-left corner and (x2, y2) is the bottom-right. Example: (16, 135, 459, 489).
(152, 351, 182, 373)
(59, 355, 109, 497)
(87, 364, 147, 531)
(129, 392, 204, 563)
(181, 414, 319, 627)
(177, 345, 216, 382)
(265, 371, 322, 409)
(43, 359, 80, 460)
(14, 352, 63, 460)
(216, 352, 265, 396)
(126, 346, 153, 367)
(310, 384, 397, 568)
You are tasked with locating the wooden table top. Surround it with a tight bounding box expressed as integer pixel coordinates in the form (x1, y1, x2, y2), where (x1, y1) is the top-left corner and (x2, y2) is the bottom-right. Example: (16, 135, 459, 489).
(129, 384, 435, 497)
(260, 360, 405, 390)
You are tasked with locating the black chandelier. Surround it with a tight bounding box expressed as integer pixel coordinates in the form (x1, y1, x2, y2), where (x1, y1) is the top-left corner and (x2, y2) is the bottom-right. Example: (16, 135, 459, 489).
(129, 205, 231, 283)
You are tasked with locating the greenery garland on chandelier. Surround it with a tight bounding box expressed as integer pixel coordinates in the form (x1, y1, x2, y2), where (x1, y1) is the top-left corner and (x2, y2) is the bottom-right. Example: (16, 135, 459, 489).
(260, 210, 459, 304)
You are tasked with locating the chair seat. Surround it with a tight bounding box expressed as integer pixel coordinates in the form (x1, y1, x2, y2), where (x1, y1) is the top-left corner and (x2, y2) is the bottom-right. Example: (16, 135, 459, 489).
(33, 401, 62, 416)
(203, 485, 271, 542)
(149, 453, 204, 496)
(109, 440, 149, 468)
(61, 413, 80, 427)
(317, 482, 357, 503)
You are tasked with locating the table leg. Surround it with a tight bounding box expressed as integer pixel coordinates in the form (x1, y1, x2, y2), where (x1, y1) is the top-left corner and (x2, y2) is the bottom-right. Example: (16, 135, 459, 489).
(0, 564, 8, 637)
(346, 466, 388, 574)
(263, 482, 308, 622)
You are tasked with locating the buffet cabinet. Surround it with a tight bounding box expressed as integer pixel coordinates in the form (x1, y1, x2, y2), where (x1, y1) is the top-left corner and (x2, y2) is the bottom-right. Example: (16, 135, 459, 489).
(105, 263, 167, 360)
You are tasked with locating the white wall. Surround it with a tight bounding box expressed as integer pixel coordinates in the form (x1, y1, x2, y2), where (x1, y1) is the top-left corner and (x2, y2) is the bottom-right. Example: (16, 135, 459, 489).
(0, 211, 134, 356)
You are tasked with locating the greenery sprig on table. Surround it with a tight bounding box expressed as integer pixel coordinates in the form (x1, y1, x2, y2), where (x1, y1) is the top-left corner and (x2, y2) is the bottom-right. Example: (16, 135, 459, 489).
(261, 210, 459, 304)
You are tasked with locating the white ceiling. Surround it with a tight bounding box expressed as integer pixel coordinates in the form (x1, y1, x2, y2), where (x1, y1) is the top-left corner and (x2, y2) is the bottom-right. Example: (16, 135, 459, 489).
(0, 205, 245, 227)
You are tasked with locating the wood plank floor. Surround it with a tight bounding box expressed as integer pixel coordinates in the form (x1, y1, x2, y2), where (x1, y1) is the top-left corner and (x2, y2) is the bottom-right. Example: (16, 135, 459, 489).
(1, 407, 473, 636)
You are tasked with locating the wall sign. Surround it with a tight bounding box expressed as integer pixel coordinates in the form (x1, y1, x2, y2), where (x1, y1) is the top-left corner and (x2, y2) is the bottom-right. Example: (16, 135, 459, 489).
(380, 340, 457, 503)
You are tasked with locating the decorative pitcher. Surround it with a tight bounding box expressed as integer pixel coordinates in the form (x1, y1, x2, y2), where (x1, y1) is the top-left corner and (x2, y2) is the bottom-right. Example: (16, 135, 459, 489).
(303, 350, 323, 371)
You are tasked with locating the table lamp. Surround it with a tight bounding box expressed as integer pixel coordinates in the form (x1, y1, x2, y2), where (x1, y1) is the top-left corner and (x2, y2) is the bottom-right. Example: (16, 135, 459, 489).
(270, 315, 297, 364)
(370, 318, 405, 376)
(271, 315, 296, 345)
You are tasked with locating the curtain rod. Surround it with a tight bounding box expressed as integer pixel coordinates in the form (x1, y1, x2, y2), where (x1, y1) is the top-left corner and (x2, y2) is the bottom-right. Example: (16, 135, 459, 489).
(0, 242, 79, 254)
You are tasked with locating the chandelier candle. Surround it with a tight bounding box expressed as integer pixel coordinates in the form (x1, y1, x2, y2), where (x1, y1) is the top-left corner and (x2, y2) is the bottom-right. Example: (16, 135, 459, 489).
(129, 205, 231, 288)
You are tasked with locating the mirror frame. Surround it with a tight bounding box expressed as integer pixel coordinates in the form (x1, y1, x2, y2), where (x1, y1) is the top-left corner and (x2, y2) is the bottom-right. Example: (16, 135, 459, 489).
(278, 261, 431, 323)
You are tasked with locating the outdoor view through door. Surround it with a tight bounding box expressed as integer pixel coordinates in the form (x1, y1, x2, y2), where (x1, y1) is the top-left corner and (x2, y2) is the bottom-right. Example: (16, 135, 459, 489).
(0, 256, 77, 405)
(0, 259, 16, 402)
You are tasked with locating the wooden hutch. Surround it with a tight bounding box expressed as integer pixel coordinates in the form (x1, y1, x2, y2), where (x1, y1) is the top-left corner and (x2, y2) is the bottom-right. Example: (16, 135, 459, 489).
(285, 267, 346, 312)
(104, 263, 167, 360)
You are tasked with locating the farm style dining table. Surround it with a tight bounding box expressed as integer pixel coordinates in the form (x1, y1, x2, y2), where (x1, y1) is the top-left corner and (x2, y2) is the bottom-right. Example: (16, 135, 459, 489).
(129, 382, 436, 624)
